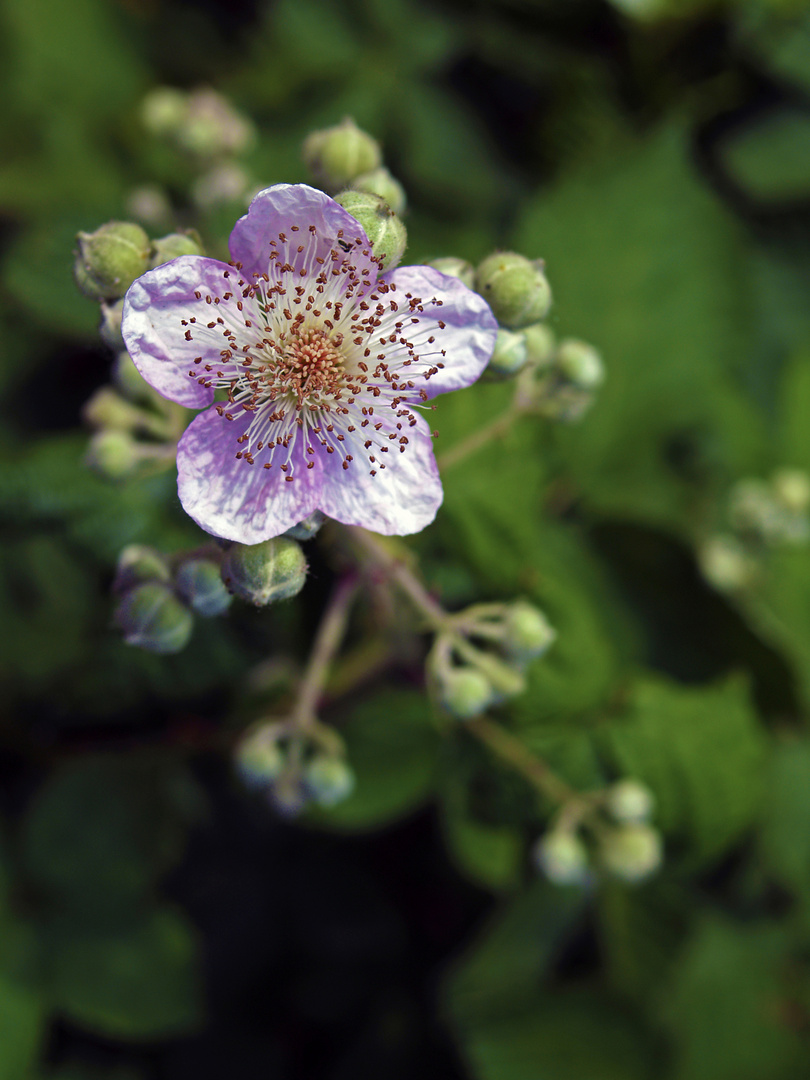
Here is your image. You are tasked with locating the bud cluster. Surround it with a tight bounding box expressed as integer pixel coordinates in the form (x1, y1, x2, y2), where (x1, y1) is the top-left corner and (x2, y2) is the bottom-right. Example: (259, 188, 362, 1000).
(533, 777, 662, 887)
(428, 600, 556, 720)
(698, 467, 810, 594)
(303, 118, 408, 271)
(235, 719, 355, 816)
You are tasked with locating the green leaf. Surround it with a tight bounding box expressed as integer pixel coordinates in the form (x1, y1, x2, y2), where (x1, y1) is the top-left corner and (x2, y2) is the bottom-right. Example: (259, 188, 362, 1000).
(604, 675, 766, 863)
(309, 691, 439, 830)
(759, 738, 810, 899)
(721, 108, 810, 203)
(664, 918, 803, 1080)
(48, 907, 201, 1040)
(439, 772, 524, 892)
(0, 971, 46, 1080)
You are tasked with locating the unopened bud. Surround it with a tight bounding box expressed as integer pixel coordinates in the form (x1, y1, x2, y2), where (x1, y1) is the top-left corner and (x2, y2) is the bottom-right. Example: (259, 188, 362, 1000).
(304, 754, 356, 807)
(114, 582, 193, 654)
(141, 87, 187, 137)
(221, 537, 307, 606)
(605, 779, 654, 824)
(555, 339, 604, 390)
(112, 351, 162, 407)
(149, 231, 204, 269)
(284, 510, 326, 541)
(437, 667, 493, 720)
(475, 252, 552, 329)
(533, 830, 590, 885)
(175, 557, 232, 617)
(192, 162, 254, 209)
(484, 329, 529, 380)
(351, 166, 406, 214)
(236, 723, 286, 787)
(303, 118, 382, 191)
(82, 387, 158, 435)
(334, 190, 407, 272)
(523, 322, 556, 368)
(99, 300, 125, 350)
(428, 257, 475, 290)
(698, 534, 757, 592)
(125, 184, 173, 229)
(772, 468, 810, 515)
(85, 430, 142, 480)
(75, 221, 150, 301)
(503, 601, 556, 660)
(600, 823, 662, 883)
(113, 544, 171, 594)
(178, 89, 255, 158)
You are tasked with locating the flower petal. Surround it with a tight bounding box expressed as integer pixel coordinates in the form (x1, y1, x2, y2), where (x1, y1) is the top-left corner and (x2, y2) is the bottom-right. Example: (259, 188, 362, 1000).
(318, 414, 442, 535)
(177, 407, 324, 543)
(229, 183, 378, 282)
(383, 265, 498, 399)
(123, 256, 246, 409)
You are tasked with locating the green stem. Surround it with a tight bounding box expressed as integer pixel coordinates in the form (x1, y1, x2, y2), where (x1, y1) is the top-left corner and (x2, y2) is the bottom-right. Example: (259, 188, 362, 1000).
(466, 715, 576, 805)
(436, 405, 520, 472)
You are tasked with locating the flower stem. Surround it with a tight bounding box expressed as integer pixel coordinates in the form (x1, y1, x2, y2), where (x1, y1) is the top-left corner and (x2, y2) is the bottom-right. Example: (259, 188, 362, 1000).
(437, 405, 519, 471)
(465, 715, 576, 805)
(291, 574, 359, 730)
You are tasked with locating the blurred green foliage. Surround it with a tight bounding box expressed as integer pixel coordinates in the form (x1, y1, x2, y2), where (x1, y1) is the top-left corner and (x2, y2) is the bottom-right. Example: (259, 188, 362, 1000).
(3, 0, 810, 1076)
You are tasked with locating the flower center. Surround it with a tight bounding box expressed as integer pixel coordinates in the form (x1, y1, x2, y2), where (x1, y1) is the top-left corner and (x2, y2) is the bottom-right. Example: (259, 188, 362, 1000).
(272, 327, 346, 409)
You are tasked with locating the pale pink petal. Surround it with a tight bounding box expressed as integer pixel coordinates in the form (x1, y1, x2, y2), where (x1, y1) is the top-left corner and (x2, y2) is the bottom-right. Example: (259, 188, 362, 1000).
(383, 265, 498, 399)
(228, 183, 378, 283)
(123, 256, 248, 408)
(177, 408, 324, 544)
(318, 414, 442, 535)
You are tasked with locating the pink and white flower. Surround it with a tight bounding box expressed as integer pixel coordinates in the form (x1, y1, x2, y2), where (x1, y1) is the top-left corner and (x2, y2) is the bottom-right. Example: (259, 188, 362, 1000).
(122, 184, 497, 543)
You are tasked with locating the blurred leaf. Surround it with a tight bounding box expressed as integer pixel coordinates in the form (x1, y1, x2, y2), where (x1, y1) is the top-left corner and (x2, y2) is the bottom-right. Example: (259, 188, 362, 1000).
(49, 906, 201, 1040)
(604, 675, 766, 863)
(759, 738, 810, 899)
(0, 971, 46, 1080)
(664, 917, 803, 1080)
(310, 690, 439, 830)
(721, 108, 810, 203)
(439, 768, 524, 892)
(736, 9, 810, 94)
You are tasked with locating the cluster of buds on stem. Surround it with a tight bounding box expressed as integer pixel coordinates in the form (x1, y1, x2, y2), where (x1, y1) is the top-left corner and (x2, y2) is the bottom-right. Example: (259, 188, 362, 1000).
(235, 716, 355, 815)
(698, 467, 810, 593)
(428, 600, 557, 720)
(534, 778, 662, 887)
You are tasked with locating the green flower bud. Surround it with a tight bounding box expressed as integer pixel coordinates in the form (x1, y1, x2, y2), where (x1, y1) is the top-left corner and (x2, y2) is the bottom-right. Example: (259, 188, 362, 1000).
(99, 300, 124, 350)
(175, 557, 232, 617)
(74, 221, 151, 301)
(177, 89, 255, 158)
(221, 537, 308, 606)
(427, 257, 475, 290)
(284, 510, 326, 541)
(437, 667, 494, 720)
(533, 829, 590, 886)
(475, 252, 552, 329)
(463, 647, 527, 699)
(303, 118, 382, 192)
(772, 468, 810, 515)
(140, 87, 187, 138)
(235, 723, 286, 788)
(82, 387, 166, 437)
(192, 162, 254, 209)
(112, 351, 162, 407)
(605, 779, 654, 824)
(555, 339, 604, 390)
(600, 823, 662, 883)
(149, 231, 204, 269)
(113, 544, 171, 595)
(523, 322, 556, 368)
(85, 430, 143, 480)
(698, 534, 757, 593)
(304, 754, 356, 807)
(351, 166, 406, 214)
(114, 582, 193, 654)
(484, 328, 529, 381)
(125, 184, 173, 230)
(333, 190, 407, 272)
(503, 600, 556, 660)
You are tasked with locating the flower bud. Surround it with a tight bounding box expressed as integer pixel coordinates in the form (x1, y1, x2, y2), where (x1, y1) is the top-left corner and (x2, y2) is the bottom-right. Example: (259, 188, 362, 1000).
(221, 537, 308, 606)
(484, 329, 529, 380)
(113, 544, 171, 595)
(533, 829, 590, 886)
(284, 510, 326, 541)
(82, 387, 166, 439)
(74, 222, 151, 301)
(149, 231, 204, 269)
(179, 89, 256, 158)
(112, 351, 161, 406)
(555, 339, 604, 390)
(175, 557, 232, 617)
(114, 582, 193, 654)
(698, 534, 757, 592)
(303, 118, 382, 191)
(523, 322, 556, 368)
(235, 723, 286, 788)
(304, 754, 356, 807)
(600, 823, 662, 883)
(85, 430, 143, 480)
(503, 600, 556, 661)
(436, 667, 493, 720)
(125, 184, 173, 229)
(475, 252, 552, 329)
(772, 468, 810, 515)
(192, 162, 254, 209)
(427, 257, 475, 290)
(351, 166, 407, 215)
(333, 190, 407, 272)
(140, 87, 187, 137)
(99, 300, 125, 350)
(605, 779, 654, 824)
